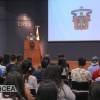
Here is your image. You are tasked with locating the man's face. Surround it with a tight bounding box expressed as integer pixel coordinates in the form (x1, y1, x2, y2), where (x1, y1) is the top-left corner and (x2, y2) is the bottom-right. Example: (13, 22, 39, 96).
(29, 33, 33, 37)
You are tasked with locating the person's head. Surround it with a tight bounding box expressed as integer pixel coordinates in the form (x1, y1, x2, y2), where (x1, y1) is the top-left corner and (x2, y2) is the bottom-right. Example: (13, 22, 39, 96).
(3, 71, 25, 100)
(41, 59, 49, 69)
(0, 56, 3, 64)
(36, 80, 58, 100)
(89, 81, 100, 100)
(43, 56, 50, 64)
(26, 57, 32, 62)
(10, 65, 23, 76)
(78, 57, 86, 67)
(38, 64, 42, 69)
(17, 54, 23, 66)
(29, 32, 33, 37)
(3, 53, 10, 63)
(44, 63, 61, 87)
(44, 54, 50, 59)
(91, 56, 99, 65)
(58, 53, 65, 60)
(58, 59, 67, 74)
(21, 59, 33, 81)
(10, 54, 17, 62)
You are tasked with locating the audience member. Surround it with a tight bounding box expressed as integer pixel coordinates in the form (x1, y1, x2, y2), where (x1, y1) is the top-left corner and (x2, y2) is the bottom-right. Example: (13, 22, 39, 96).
(58, 53, 70, 70)
(88, 56, 100, 76)
(0, 71, 33, 100)
(43, 56, 50, 64)
(33, 59, 49, 80)
(58, 53, 65, 60)
(71, 57, 92, 85)
(92, 67, 100, 81)
(44, 63, 75, 100)
(2, 53, 10, 66)
(26, 57, 35, 71)
(16, 54, 23, 67)
(0, 56, 6, 74)
(9, 65, 34, 100)
(58, 59, 69, 77)
(36, 80, 58, 100)
(6, 54, 17, 73)
(10, 65, 23, 76)
(89, 81, 100, 100)
(21, 60, 37, 89)
(38, 64, 41, 69)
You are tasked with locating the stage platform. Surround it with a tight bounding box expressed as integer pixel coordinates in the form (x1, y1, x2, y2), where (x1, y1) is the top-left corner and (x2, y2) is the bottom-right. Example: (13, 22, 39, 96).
(33, 61, 92, 70)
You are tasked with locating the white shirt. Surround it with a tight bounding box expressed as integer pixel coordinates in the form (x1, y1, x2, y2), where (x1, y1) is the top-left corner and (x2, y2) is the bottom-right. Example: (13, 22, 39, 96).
(25, 75, 37, 90)
(0, 65, 6, 73)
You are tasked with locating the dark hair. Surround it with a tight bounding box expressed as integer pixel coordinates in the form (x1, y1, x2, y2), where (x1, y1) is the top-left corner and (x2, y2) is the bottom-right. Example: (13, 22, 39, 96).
(58, 59, 68, 74)
(29, 32, 32, 34)
(11, 54, 17, 61)
(3, 71, 25, 100)
(26, 57, 32, 62)
(44, 63, 62, 88)
(36, 80, 57, 100)
(0, 56, 3, 64)
(41, 59, 49, 69)
(3, 53, 10, 63)
(78, 57, 86, 66)
(21, 60, 33, 82)
(10, 65, 23, 76)
(43, 56, 50, 64)
(17, 54, 23, 66)
(58, 53, 65, 59)
(89, 82, 100, 100)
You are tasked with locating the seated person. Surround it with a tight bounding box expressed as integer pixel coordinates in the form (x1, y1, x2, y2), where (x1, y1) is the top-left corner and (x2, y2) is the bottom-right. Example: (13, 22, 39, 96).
(0, 71, 33, 100)
(16, 54, 23, 67)
(44, 63, 75, 100)
(21, 60, 37, 89)
(89, 81, 100, 100)
(2, 53, 10, 66)
(36, 80, 58, 100)
(88, 56, 99, 76)
(33, 59, 49, 80)
(26, 57, 35, 71)
(27, 32, 36, 40)
(6, 54, 17, 73)
(58, 53, 70, 70)
(92, 68, 100, 81)
(0, 56, 6, 74)
(71, 57, 92, 85)
(58, 59, 69, 78)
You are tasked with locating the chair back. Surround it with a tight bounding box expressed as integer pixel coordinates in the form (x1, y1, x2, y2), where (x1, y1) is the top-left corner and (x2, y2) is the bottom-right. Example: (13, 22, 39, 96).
(72, 90, 89, 100)
(72, 81, 89, 90)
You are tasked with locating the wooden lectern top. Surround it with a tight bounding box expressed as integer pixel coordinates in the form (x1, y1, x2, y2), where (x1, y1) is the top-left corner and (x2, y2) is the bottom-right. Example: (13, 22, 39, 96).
(24, 40, 40, 50)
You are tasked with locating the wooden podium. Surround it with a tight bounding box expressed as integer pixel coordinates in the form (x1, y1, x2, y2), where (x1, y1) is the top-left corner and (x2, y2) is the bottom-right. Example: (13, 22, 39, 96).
(24, 40, 41, 64)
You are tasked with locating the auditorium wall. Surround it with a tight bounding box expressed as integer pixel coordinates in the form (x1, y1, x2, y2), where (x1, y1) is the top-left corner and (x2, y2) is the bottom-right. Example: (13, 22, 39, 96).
(0, 0, 100, 61)
(0, 1, 6, 55)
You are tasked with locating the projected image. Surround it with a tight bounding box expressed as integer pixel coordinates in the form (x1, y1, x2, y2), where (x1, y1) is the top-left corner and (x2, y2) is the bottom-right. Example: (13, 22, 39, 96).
(48, 0, 100, 41)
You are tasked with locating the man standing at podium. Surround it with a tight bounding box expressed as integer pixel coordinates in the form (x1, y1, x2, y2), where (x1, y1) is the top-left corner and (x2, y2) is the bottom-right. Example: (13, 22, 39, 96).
(27, 32, 36, 40)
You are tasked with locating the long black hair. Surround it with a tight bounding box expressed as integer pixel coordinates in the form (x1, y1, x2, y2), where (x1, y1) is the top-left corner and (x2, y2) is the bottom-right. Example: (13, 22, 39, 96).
(36, 80, 57, 100)
(21, 59, 33, 82)
(58, 59, 68, 75)
(44, 63, 62, 88)
(3, 71, 25, 100)
(89, 81, 100, 100)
